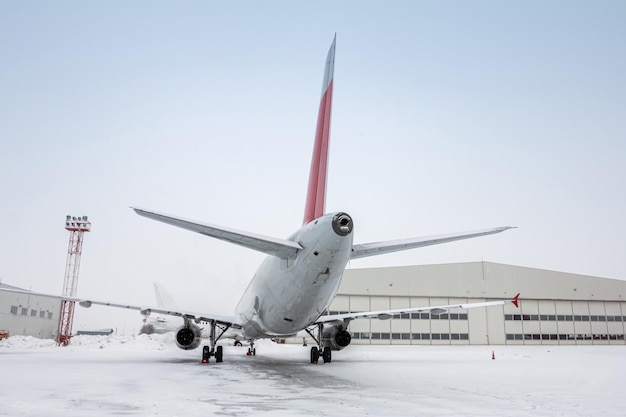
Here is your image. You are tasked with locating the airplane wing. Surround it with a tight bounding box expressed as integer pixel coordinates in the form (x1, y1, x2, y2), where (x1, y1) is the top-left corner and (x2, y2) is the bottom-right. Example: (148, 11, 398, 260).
(0, 287, 241, 329)
(315, 293, 520, 324)
(350, 226, 515, 259)
(133, 207, 302, 260)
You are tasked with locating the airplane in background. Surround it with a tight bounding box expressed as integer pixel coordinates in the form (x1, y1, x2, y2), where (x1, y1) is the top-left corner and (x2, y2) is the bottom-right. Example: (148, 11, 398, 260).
(1, 36, 518, 364)
(139, 283, 179, 335)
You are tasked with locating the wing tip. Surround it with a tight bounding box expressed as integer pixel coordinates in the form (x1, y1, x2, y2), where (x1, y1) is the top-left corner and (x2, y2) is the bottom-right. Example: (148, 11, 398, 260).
(512, 292, 521, 308)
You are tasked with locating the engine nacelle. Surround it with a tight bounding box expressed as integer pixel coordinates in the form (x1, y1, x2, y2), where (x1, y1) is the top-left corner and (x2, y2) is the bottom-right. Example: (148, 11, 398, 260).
(322, 325, 352, 351)
(175, 323, 203, 350)
(139, 323, 155, 335)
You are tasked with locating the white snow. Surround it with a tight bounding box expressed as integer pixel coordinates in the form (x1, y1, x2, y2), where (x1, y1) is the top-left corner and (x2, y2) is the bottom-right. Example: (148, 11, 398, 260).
(1, 334, 625, 416)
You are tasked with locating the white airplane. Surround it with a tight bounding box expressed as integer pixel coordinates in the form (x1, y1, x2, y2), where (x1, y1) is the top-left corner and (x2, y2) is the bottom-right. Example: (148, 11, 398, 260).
(1, 36, 518, 364)
(139, 283, 179, 335)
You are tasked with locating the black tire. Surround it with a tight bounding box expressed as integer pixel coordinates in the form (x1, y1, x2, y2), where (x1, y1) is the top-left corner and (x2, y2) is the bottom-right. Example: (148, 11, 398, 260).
(252, 348, 256, 356)
(215, 345, 223, 363)
(322, 347, 332, 363)
(202, 345, 210, 363)
(310, 346, 320, 364)
(234, 341, 242, 347)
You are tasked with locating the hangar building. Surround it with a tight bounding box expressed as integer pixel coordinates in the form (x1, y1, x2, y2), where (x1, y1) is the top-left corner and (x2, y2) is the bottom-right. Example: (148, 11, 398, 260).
(0, 283, 61, 339)
(329, 261, 626, 345)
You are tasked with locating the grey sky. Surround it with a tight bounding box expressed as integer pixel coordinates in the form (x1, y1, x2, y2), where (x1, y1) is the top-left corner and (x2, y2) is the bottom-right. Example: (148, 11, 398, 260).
(1, 1, 625, 331)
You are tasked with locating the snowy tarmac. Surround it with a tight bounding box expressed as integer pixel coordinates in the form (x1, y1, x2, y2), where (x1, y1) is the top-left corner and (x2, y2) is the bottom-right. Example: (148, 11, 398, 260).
(1, 334, 625, 416)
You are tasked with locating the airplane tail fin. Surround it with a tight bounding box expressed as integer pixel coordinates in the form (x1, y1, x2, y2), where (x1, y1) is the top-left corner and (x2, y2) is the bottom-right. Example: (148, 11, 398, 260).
(153, 282, 177, 310)
(303, 35, 336, 225)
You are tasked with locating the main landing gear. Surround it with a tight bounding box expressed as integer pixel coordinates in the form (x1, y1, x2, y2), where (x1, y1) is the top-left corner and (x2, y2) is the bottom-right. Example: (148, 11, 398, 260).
(306, 323, 331, 364)
(202, 345, 223, 363)
(201, 320, 231, 364)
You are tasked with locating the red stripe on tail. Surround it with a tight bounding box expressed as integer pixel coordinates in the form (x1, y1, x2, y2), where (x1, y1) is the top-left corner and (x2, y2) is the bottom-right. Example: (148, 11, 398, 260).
(303, 37, 336, 225)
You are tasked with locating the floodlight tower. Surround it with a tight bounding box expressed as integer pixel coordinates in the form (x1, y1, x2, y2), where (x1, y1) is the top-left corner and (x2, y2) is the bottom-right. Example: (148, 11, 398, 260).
(57, 215, 91, 346)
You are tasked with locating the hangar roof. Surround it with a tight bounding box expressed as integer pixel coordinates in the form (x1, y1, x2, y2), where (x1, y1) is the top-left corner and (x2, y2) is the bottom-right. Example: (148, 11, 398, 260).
(341, 262, 626, 301)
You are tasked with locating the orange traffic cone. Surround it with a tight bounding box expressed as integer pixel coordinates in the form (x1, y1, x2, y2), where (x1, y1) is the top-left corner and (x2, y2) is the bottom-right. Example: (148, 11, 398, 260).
(491, 350, 495, 360)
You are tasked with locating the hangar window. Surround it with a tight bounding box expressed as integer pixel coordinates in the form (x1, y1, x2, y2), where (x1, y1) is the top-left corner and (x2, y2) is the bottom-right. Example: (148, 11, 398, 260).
(420, 313, 429, 320)
(548, 315, 556, 321)
(10, 306, 18, 314)
(431, 334, 440, 340)
(39, 311, 45, 318)
(597, 316, 606, 322)
(30, 310, 37, 317)
(401, 333, 411, 340)
(451, 334, 460, 340)
(381, 333, 390, 340)
(421, 333, 430, 340)
(460, 334, 469, 340)
(47, 312, 53, 319)
(450, 313, 459, 320)
(459, 313, 468, 320)
(614, 316, 623, 322)
(391, 333, 401, 340)
(440, 334, 449, 340)
(400, 313, 410, 319)
(411, 333, 420, 340)
(371, 333, 380, 340)
(540, 315, 548, 321)
(21, 307, 28, 315)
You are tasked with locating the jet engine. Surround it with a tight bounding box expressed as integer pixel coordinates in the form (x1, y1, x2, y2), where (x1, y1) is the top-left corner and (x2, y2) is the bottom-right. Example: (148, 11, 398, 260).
(322, 325, 352, 351)
(139, 323, 155, 335)
(175, 323, 202, 350)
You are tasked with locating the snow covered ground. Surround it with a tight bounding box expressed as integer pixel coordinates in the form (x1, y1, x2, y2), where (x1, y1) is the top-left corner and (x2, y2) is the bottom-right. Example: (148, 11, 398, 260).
(1, 334, 625, 416)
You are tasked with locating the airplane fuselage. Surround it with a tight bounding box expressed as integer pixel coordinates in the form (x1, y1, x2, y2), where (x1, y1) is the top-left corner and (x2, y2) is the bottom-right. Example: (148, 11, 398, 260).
(235, 212, 353, 339)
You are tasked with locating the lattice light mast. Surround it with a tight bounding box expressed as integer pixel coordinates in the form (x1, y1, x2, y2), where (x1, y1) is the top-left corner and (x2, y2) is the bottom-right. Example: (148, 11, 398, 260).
(57, 215, 91, 346)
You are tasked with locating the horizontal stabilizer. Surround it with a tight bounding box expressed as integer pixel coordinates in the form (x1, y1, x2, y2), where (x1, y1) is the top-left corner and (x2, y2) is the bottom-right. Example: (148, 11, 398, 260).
(133, 208, 302, 259)
(350, 226, 515, 259)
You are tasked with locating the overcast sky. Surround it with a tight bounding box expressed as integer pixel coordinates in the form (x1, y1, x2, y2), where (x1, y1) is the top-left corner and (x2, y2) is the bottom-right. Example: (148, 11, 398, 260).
(1, 1, 625, 331)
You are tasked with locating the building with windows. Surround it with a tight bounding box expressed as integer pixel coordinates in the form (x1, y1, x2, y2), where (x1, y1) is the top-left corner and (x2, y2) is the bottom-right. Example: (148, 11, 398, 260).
(0, 283, 61, 339)
(329, 262, 626, 345)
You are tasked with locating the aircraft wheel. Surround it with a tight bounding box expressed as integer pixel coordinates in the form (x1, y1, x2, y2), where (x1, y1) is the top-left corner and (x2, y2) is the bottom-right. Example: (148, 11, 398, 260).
(310, 346, 320, 364)
(234, 341, 242, 347)
(215, 345, 223, 363)
(201, 345, 210, 364)
(322, 347, 332, 363)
